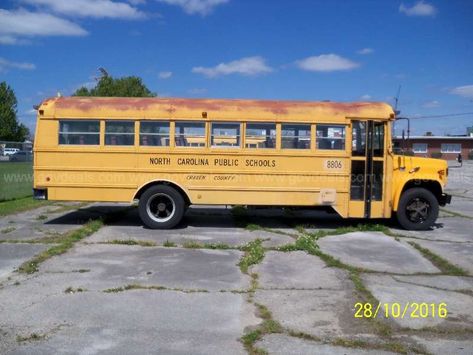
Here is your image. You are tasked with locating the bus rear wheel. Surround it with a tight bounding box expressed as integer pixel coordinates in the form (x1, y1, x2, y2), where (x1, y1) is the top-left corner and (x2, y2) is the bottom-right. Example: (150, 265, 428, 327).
(396, 188, 438, 230)
(139, 185, 185, 229)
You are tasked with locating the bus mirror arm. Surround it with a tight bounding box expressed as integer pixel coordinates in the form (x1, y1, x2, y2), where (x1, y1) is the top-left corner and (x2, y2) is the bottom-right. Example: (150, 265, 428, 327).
(398, 156, 406, 171)
(396, 117, 410, 159)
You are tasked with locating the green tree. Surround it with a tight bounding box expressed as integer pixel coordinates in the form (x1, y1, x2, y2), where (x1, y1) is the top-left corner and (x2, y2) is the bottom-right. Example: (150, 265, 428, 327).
(0, 81, 30, 142)
(73, 74, 156, 97)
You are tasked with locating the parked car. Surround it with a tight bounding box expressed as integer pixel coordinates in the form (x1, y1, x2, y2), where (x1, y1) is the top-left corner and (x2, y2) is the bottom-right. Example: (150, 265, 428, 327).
(9, 151, 33, 162)
(2, 148, 20, 156)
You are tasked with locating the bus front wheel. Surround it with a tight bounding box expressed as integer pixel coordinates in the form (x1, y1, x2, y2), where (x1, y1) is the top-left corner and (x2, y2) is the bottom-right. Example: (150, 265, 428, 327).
(396, 188, 439, 230)
(139, 185, 185, 229)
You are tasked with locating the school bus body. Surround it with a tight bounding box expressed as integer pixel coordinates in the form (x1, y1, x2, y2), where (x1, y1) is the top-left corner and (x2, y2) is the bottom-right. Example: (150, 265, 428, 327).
(33, 97, 450, 230)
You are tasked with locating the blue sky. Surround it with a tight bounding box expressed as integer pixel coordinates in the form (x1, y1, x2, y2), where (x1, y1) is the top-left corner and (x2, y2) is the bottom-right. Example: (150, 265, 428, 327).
(1, 0, 472, 136)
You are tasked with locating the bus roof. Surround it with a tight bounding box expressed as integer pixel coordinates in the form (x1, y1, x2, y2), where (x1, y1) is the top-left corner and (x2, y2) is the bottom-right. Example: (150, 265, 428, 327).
(38, 97, 395, 122)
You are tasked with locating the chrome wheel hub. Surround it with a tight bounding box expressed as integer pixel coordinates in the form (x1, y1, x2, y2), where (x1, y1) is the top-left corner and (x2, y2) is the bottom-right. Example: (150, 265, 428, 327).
(146, 193, 176, 223)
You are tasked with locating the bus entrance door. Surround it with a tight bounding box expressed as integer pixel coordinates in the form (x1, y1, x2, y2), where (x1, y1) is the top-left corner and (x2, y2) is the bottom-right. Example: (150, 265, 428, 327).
(349, 120, 386, 218)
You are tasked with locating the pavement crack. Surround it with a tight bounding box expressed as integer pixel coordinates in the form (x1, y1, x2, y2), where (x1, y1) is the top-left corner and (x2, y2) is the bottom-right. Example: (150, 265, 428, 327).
(102, 284, 209, 294)
(258, 287, 343, 292)
(395, 234, 473, 244)
(439, 208, 473, 220)
(391, 276, 473, 296)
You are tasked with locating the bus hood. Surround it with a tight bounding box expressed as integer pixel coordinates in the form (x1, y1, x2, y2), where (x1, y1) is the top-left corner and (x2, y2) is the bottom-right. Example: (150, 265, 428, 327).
(393, 154, 449, 184)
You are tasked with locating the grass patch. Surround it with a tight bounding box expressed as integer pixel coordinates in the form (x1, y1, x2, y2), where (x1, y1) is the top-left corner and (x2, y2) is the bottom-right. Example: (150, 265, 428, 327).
(17, 219, 103, 274)
(103, 284, 208, 293)
(0, 197, 50, 217)
(240, 302, 282, 355)
(0, 162, 33, 201)
(278, 223, 392, 257)
(16, 333, 47, 343)
(1, 226, 15, 234)
(182, 240, 204, 249)
(238, 239, 265, 274)
(246, 223, 262, 231)
(408, 241, 467, 276)
(163, 240, 177, 247)
(277, 233, 320, 255)
(72, 269, 90, 273)
(204, 242, 232, 249)
(64, 286, 86, 294)
(36, 214, 48, 221)
(247, 273, 259, 303)
(107, 239, 157, 247)
(286, 329, 320, 341)
(182, 240, 233, 250)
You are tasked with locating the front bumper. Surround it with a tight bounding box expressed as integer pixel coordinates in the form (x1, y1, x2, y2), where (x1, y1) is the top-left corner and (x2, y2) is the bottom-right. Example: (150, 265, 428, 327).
(439, 193, 452, 206)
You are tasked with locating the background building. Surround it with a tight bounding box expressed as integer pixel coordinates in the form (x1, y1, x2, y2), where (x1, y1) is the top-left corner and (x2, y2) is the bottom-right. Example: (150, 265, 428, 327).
(393, 135, 473, 160)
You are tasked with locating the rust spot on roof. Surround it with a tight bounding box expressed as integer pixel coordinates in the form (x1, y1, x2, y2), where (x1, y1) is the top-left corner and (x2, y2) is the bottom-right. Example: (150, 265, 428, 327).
(41, 96, 393, 118)
(166, 105, 176, 114)
(50, 97, 172, 112)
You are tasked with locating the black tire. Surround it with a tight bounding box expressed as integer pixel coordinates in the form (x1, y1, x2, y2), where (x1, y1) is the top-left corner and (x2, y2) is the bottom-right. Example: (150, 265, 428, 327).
(138, 185, 185, 229)
(396, 188, 439, 230)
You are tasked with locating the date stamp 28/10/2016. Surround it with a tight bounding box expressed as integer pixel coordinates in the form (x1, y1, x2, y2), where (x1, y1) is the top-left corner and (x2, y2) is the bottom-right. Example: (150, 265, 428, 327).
(354, 302, 448, 319)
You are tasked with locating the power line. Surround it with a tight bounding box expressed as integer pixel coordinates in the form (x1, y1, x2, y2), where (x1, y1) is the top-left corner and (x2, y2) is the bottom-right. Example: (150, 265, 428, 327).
(407, 112, 473, 119)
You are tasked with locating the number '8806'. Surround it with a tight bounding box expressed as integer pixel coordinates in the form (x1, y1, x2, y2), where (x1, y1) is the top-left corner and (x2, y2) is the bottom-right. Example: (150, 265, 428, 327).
(325, 160, 343, 169)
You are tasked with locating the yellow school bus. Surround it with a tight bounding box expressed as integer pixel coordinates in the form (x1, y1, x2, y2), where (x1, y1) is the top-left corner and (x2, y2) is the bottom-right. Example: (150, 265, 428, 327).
(33, 97, 451, 230)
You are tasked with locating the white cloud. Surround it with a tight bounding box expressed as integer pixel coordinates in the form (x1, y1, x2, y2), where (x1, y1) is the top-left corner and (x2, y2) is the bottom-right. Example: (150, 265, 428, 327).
(296, 54, 359, 72)
(192, 56, 272, 78)
(0, 9, 87, 44)
(22, 0, 145, 19)
(360, 94, 372, 100)
(0, 57, 36, 72)
(450, 85, 473, 99)
(399, 1, 437, 17)
(0, 35, 32, 45)
(422, 100, 440, 108)
(357, 48, 373, 55)
(0, 35, 21, 45)
(158, 71, 173, 79)
(157, 0, 228, 15)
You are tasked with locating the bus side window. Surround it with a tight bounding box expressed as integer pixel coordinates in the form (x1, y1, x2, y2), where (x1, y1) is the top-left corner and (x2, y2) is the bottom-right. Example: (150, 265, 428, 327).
(105, 121, 135, 146)
(211, 122, 241, 148)
(281, 124, 311, 149)
(59, 120, 100, 145)
(316, 125, 345, 150)
(140, 121, 170, 146)
(175, 122, 206, 147)
(245, 123, 276, 149)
